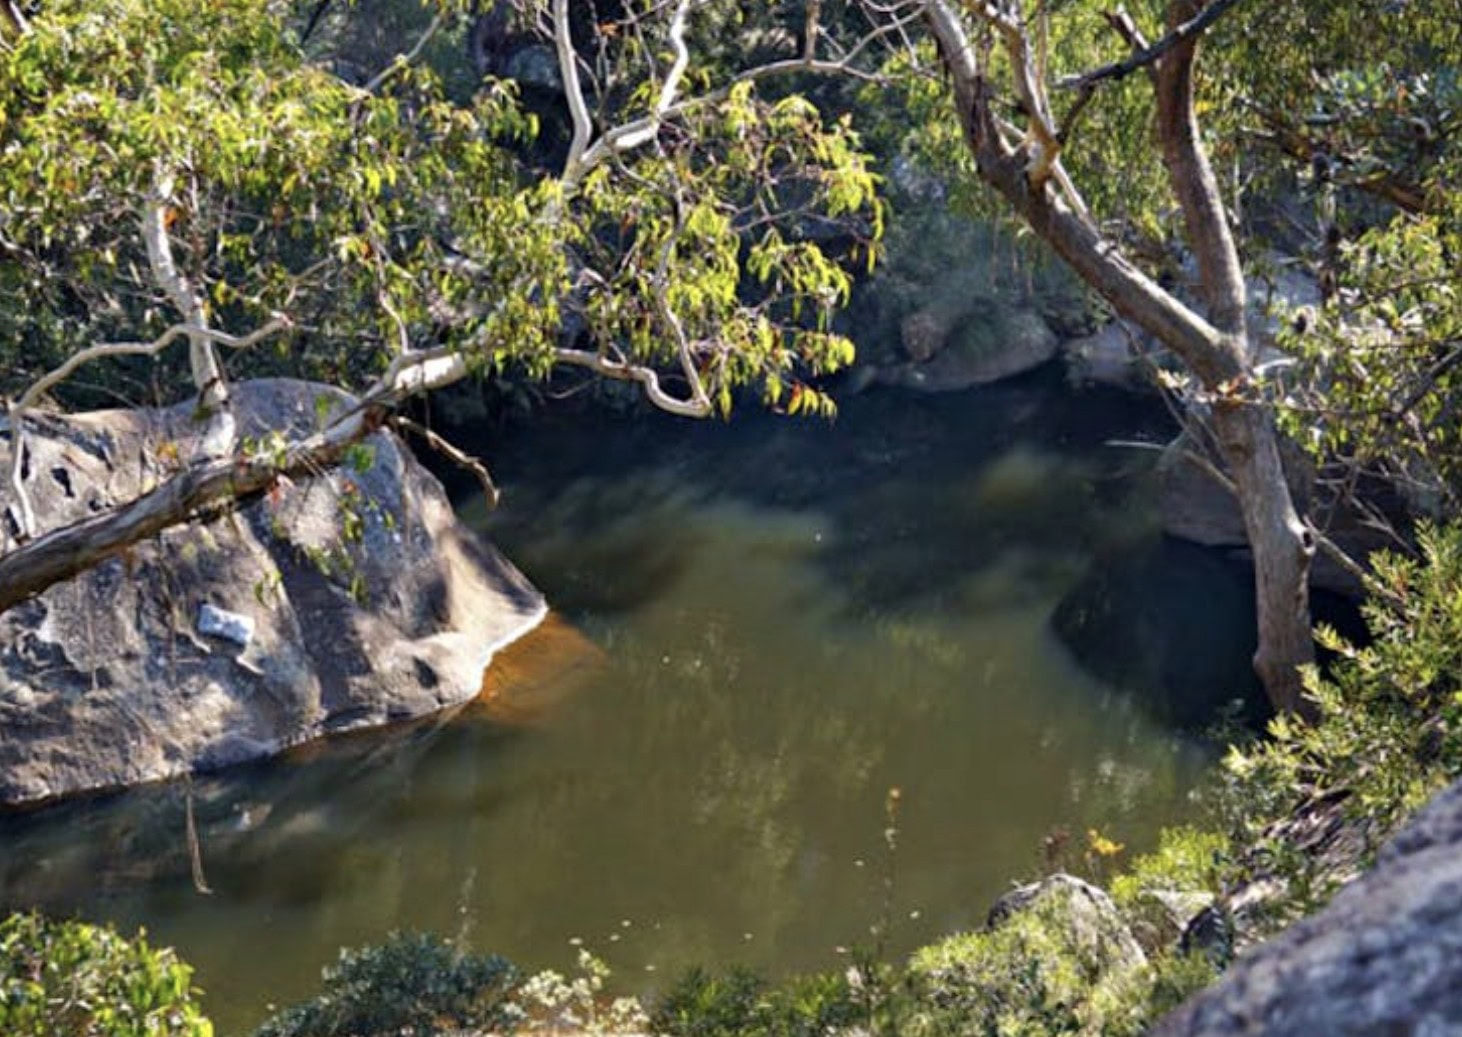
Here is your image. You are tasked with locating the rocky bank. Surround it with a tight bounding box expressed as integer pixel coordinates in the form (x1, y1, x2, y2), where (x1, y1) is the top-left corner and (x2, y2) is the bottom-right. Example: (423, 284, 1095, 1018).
(0, 379, 546, 807)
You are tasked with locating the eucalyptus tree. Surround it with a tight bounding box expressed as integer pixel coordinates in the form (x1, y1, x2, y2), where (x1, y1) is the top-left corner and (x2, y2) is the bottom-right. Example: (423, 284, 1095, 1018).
(0, 0, 879, 610)
(1208, 2, 1462, 525)
(850, 0, 1456, 715)
(806, 0, 1316, 714)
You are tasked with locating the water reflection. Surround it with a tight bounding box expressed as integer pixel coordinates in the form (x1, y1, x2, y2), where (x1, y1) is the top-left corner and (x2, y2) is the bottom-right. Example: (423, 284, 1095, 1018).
(0, 376, 1212, 1034)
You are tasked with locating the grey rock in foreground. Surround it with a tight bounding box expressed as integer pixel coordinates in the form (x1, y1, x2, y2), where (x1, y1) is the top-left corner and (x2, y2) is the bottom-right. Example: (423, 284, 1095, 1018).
(0, 379, 546, 806)
(1154, 776, 1462, 1037)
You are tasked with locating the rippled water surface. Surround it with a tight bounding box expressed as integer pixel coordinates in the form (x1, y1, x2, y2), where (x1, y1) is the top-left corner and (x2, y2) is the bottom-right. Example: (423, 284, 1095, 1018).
(1, 373, 1215, 1034)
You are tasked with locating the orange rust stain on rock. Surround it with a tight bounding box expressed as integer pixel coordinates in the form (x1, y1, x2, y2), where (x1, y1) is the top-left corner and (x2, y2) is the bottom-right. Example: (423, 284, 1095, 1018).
(473, 612, 606, 725)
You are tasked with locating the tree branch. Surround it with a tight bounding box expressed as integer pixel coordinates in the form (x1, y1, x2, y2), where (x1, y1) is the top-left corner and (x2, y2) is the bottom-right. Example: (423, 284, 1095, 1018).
(0, 345, 468, 613)
(361, 11, 446, 95)
(1058, 0, 1247, 91)
(395, 416, 500, 510)
(555, 0, 597, 184)
(1154, 0, 1247, 338)
(921, 0, 1231, 381)
(569, 0, 696, 186)
(553, 348, 712, 418)
(16, 319, 291, 414)
(143, 177, 229, 413)
(0, 0, 27, 42)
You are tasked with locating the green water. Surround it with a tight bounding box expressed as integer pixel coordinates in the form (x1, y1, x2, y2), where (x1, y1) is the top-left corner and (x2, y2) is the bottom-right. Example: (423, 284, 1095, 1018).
(0, 374, 1215, 1034)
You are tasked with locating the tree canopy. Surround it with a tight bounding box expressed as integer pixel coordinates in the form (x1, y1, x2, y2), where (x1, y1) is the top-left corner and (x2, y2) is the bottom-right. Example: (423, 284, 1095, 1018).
(0, 0, 879, 602)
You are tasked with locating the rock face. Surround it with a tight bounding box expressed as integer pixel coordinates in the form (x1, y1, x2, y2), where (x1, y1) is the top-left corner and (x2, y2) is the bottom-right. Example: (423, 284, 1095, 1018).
(1063, 258, 1321, 393)
(985, 873, 1148, 972)
(1156, 777, 1462, 1037)
(1157, 430, 1401, 598)
(0, 379, 546, 807)
(880, 304, 1060, 391)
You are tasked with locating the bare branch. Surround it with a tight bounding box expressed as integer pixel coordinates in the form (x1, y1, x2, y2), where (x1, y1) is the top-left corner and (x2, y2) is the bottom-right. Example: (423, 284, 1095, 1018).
(569, 0, 695, 185)
(2, 316, 288, 545)
(553, 347, 712, 418)
(556, 0, 597, 183)
(16, 319, 291, 414)
(143, 177, 228, 412)
(1058, 0, 1247, 92)
(361, 11, 446, 95)
(0, 0, 27, 41)
(396, 416, 500, 510)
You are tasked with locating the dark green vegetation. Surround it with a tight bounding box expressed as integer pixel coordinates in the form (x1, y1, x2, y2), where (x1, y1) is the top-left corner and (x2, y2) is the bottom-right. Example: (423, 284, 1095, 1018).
(250, 934, 518, 1037)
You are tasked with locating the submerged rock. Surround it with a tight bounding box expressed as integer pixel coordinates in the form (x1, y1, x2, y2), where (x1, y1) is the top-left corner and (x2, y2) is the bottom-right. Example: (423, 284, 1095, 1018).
(1050, 536, 1270, 730)
(0, 379, 546, 807)
(1155, 776, 1462, 1036)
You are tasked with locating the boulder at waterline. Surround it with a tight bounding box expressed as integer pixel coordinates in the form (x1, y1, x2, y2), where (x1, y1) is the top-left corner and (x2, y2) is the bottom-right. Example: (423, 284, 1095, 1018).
(913, 873, 1149, 1033)
(0, 379, 546, 807)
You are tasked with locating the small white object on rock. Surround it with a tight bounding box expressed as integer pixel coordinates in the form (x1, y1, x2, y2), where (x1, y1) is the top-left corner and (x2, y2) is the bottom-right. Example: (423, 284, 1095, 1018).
(197, 603, 255, 648)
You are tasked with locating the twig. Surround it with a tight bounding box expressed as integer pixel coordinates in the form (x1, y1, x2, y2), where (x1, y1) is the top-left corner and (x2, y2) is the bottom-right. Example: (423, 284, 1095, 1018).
(1058, 0, 1247, 91)
(394, 416, 500, 509)
(361, 11, 446, 95)
(16, 318, 290, 413)
(553, 347, 712, 418)
(185, 778, 214, 896)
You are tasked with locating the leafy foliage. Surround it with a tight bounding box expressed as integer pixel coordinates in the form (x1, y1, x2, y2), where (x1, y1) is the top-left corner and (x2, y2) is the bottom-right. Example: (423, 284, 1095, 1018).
(0, 912, 213, 1037)
(1109, 828, 1230, 912)
(650, 965, 865, 1037)
(1208, 0, 1461, 215)
(0, 0, 554, 401)
(1226, 523, 1462, 855)
(1274, 199, 1462, 511)
(0, 0, 877, 417)
(251, 931, 518, 1037)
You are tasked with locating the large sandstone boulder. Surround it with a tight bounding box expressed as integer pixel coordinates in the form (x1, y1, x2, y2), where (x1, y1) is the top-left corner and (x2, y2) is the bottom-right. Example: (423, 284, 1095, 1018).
(1155, 777, 1462, 1036)
(0, 379, 546, 806)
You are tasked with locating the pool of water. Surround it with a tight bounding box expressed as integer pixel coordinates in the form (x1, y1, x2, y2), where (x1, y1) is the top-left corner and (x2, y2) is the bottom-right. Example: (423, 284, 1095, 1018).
(0, 373, 1216, 1034)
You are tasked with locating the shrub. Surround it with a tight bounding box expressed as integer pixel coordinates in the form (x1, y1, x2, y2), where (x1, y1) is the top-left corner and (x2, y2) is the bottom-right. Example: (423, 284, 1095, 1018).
(252, 931, 518, 1037)
(0, 912, 213, 1037)
(651, 966, 865, 1037)
(1220, 522, 1462, 925)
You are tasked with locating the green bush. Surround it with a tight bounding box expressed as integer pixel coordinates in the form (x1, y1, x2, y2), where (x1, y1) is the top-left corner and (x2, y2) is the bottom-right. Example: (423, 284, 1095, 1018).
(651, 966, 866, 1037)
(1220, 522, 1462, 923)
(0, 912, 213, 1037)
(905, 892, 1216, 1037)
(252, 931, 518, 1037)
